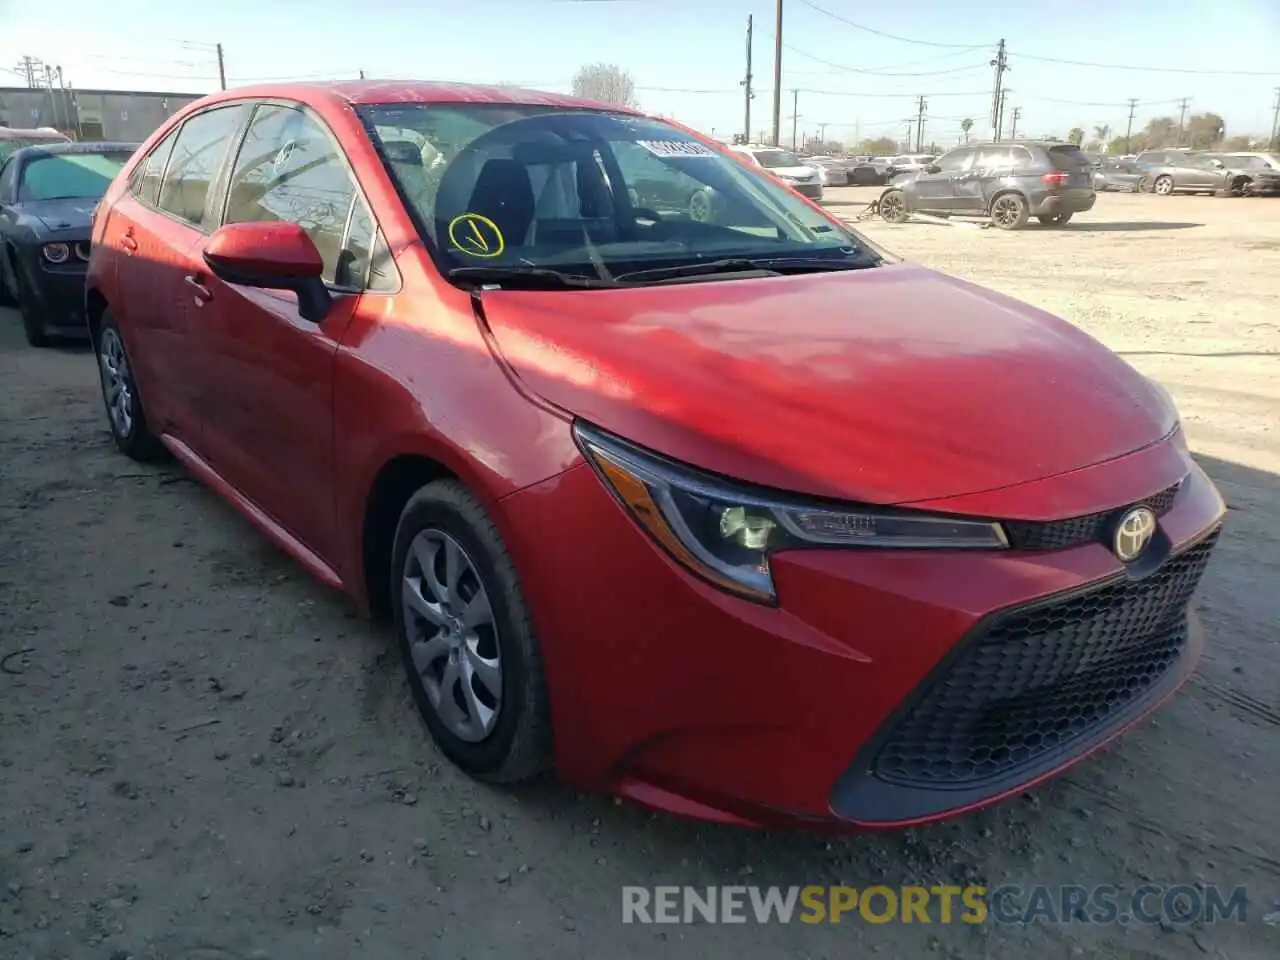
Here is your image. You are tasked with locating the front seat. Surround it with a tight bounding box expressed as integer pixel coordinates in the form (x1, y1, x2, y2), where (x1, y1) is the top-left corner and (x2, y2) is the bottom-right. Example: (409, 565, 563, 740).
(465, 159, 536, 247)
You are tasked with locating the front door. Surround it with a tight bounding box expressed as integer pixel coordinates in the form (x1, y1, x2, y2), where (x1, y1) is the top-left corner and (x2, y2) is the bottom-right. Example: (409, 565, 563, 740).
(911, 148, 966, 210)
(186, 101, 371, 561)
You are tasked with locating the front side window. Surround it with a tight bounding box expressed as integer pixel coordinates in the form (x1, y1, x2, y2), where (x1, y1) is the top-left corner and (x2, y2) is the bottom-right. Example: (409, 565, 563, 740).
(933, 149, 970, 173)
(157, 104, 250, 228)
(224, 104, 361, 284)
(17, 151, 133, 202)
(359, 103, 876, 284)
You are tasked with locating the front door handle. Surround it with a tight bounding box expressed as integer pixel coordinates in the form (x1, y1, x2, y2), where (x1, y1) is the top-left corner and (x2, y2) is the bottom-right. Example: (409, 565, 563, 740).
(184, 274, 212, 305)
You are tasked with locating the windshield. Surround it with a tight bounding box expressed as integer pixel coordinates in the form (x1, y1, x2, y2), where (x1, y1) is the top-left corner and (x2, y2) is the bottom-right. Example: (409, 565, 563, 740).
(18, 151, 132, 201)
(751, 149, 803, 168)
(358, 104, 873, 282)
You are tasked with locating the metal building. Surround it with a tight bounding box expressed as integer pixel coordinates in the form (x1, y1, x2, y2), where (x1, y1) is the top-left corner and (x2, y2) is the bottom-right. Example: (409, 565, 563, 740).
(0, 86, 202, 142)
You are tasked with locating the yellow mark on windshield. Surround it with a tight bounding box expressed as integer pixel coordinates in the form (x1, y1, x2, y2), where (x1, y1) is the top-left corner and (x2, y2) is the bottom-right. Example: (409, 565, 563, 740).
(448, 213, 505, 258)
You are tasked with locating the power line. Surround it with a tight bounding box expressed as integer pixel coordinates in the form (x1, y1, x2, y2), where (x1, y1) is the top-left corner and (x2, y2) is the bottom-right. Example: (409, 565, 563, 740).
(1009, 51, 1280, 77)
(773, 38, 991, 78)
(796, 0, 984, 49)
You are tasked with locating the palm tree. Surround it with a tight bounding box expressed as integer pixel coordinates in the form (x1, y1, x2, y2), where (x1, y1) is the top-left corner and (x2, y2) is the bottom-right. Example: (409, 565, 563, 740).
(961, 118, 974, 143)
(1093, 124, 1112, 146)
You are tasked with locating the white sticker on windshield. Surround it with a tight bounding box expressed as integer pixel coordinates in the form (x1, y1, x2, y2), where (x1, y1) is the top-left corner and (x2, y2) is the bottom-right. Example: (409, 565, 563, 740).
(636, 139, 717, 158)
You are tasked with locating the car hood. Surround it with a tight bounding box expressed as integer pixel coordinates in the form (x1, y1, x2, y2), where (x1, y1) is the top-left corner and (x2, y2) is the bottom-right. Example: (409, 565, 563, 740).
(475, 263, 1176, 505)
(20, 198, 95, 232)
(768, 165, 817, 179)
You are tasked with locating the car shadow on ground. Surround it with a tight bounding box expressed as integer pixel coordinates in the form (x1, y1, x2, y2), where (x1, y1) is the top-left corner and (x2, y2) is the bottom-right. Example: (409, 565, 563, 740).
(1056, 221, 1202, 232)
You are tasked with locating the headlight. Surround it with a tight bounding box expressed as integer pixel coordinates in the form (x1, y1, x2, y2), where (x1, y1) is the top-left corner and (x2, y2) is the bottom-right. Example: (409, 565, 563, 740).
(575, 423, 1009, 603)
(42, 242, 71, 264)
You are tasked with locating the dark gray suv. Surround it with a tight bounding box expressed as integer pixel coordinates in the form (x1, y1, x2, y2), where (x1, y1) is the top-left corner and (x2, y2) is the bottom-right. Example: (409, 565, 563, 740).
(878, 140, 1097, 230)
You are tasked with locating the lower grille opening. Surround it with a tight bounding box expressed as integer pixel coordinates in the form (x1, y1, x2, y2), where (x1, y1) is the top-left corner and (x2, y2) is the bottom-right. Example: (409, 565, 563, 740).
(872, 530, 1219, 788)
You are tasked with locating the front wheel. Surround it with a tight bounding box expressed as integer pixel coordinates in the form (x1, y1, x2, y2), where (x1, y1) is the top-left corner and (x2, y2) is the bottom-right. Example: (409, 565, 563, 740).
(96, 310, 167, 461)
(990, 193, 1029, 230)
(1152, 175, 1174, 196)
(1037, 213, 1074, 226)
(878, 189, 909, 223)
(391, 480, 552, 784)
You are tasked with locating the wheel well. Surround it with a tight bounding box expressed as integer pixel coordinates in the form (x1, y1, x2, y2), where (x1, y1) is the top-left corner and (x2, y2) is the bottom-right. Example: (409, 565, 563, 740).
(986, 188, 1026, 211)
(362, 454, 457, 621)
(86, 290, 108, 344)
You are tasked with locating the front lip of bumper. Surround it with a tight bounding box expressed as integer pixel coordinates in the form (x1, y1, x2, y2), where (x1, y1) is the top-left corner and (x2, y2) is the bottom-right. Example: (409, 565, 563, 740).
(497, 440, 1225, 831)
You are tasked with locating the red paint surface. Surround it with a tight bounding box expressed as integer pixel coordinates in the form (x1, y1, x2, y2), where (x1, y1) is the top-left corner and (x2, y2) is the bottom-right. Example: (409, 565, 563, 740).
(87, 80, 1225, 830)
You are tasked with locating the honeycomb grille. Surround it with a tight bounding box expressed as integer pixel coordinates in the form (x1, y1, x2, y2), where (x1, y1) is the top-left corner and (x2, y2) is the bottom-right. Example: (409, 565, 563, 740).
(872, 530, 1218, 787)
(1004, 479, 1184, 551)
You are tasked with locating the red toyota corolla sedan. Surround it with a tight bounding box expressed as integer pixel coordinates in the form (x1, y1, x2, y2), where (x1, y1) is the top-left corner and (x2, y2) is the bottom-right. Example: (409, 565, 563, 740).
(85, 81, 1224, 829)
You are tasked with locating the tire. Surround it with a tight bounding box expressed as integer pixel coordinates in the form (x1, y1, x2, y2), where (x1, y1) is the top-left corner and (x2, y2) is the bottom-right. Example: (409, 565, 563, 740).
(1152, 175, 1174, 196)
(391, 480, 552, 784)
(878, 188, 909, 224)
(990, 192, 1029, 230)
(95, 309, 167, 461)
(1037, 213, 1073, 226)
(13, 266, 50, 347)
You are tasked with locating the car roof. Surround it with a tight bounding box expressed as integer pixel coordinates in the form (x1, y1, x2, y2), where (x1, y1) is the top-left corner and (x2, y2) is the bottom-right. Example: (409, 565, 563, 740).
(9, 140, 139, 160)
(186, 79, 640, 115)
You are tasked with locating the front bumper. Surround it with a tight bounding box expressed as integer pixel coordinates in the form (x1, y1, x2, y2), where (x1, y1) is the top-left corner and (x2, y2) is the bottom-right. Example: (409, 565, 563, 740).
(498, 436, 1225, 829)
(1246, 178, 1280, 195)
(25, 255, 90, 337)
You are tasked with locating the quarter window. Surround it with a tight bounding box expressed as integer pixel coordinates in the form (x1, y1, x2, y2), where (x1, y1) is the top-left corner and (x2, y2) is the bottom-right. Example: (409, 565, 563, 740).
(224, 104, 362, 285)
(157, 104, 250, 228)
(131, 126, 180, 207)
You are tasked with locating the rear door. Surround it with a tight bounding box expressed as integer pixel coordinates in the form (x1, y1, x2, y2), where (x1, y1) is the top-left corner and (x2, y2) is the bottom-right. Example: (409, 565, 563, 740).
(100, 103, 252, 443)
(964, 145, 1012, 209)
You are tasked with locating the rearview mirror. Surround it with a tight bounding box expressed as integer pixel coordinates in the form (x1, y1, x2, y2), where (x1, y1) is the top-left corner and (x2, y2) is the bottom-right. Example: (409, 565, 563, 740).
(203, 221, 333, 323)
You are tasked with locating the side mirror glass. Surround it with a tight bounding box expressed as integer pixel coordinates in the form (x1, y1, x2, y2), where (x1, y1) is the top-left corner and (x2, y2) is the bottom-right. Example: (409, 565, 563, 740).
(203, 221, 332, 323)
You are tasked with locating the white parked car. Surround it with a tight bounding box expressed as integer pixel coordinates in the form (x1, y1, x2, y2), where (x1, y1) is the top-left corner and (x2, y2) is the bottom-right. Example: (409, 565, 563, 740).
(728, 145, 824, 199)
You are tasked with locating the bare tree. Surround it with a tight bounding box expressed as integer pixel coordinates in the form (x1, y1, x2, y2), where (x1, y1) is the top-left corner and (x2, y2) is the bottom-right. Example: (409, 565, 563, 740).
(571, 63, 637, 107)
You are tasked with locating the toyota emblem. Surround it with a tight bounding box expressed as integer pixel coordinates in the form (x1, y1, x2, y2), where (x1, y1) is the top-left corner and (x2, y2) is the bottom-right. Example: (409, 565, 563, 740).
(1113, 506, 1157, 562)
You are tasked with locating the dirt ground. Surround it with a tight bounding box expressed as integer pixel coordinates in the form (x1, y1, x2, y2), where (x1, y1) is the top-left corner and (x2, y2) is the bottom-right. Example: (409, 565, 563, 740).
(1, 190, 1277, 960)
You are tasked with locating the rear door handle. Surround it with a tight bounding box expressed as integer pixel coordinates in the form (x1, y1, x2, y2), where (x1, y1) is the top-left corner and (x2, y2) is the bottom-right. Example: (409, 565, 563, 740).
(184, 275, 212, 304)
(120, 235, 138, 254)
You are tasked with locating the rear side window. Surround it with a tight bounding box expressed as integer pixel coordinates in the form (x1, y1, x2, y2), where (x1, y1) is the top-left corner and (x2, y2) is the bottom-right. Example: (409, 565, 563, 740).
(1048, 145, 1091, 170)
(131, 127, 179, 207)
(157, 104, 250, 229)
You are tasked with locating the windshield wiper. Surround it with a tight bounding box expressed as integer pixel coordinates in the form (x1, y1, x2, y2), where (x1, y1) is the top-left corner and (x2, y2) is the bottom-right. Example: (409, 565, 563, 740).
(447, 265, 615, 289)
(613, 255, 875, 284)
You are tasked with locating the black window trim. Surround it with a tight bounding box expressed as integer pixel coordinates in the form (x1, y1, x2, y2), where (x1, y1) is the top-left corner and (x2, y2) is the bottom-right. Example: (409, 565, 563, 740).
(217, 97, 401, 295)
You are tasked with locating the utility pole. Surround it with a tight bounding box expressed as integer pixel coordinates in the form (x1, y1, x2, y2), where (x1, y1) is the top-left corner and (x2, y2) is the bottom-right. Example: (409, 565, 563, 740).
(995, 88, 1009, 140)
(915, 95, 927, 152)
(903, 120, 913, 152)
(817, 121, 829, 146)
(13, 55, 43, 88)
(1124, 97, 1138, 154)
(771, 0, 783, 145)
(1010, 106, 1022, 140)
(1176, 97, 1191, 146)
(216, 43, 227, 90)
(740, 15, 754, 144)
(359, 69, 366, 79)
(989, 39, 1009, 139)
(1270, 87, 1279, 151)
(790, 88, 800, 150)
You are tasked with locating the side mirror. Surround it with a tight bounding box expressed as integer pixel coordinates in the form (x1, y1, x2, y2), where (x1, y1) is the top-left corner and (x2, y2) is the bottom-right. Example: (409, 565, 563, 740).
(1210, 159, 1225, 168)
(925, 164, 942, 174)
(203, 221, 333, 323)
